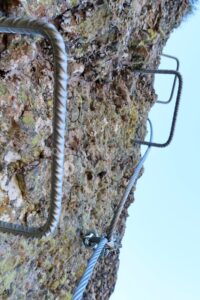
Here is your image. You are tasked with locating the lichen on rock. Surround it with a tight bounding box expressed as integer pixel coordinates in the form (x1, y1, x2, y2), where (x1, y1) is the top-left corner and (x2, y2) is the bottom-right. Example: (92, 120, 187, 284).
(0, 0, 190, 299)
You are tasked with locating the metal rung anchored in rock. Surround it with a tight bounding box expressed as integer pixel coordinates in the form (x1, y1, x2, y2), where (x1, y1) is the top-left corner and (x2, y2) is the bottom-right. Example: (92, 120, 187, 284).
(134, 68, 183, 148)
(0, 17, 68, 238)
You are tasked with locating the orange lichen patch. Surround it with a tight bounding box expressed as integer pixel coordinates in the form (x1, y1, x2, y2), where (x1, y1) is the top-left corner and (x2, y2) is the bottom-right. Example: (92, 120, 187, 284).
(0, 203, 9, 214)
(0, 197, 13, 220)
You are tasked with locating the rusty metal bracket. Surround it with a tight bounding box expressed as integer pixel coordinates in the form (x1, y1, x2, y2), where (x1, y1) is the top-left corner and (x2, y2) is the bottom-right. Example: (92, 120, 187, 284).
(0, 17, 68, 237)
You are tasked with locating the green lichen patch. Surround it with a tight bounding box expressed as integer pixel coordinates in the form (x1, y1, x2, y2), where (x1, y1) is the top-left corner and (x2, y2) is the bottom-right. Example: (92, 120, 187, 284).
(50, 273, 68, 290)
(70, 0, 78, 7)
(0, 84, 8, 97)
(22, 111, 35, 127)
(65, 292, 72, 300)
(0, 255, 22, 293)
(36, 0, 54, 4)
(78, 4, 111, 38)
(47, 99, 53, 107)
(0, 270, 16, 293)
(31, 133, 43, 147)
(18, 86, 28, 103)
(148, 28, 158, 41)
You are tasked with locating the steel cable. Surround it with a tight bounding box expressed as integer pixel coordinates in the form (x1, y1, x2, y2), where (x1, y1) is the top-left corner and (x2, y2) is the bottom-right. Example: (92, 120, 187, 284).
(108, 119, 153, 241)
(70, 61, 181, 297)
(72, 120, 153, 299)
(72, 237, 108, 300)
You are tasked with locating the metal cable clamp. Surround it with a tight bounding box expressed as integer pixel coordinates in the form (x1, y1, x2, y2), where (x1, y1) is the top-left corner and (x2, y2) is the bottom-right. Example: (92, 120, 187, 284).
(0, 17, 68, 237)
(83, 231, 101, 249)
(83, 231, 114, 253)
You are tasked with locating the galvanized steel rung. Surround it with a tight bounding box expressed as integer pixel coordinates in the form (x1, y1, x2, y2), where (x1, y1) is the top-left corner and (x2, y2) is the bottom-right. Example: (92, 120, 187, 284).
(134, 69, 183, 148)
(157, 54, 180, 104)
(0, 17, 68, 238)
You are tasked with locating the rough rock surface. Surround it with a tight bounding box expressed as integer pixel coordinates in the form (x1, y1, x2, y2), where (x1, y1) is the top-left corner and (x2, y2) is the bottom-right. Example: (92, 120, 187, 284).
(0, 1, 190, 299)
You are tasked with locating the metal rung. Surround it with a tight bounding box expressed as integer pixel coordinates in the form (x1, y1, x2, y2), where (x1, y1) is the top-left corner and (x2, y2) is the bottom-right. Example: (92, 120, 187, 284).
(157, 54, 180, 104)
(0, 17, 68, 237)
(134, 69, 183, 148)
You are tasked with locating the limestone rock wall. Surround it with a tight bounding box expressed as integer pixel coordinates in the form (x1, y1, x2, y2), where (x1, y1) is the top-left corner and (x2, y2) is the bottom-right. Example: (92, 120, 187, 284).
(0, 1, 189, 299)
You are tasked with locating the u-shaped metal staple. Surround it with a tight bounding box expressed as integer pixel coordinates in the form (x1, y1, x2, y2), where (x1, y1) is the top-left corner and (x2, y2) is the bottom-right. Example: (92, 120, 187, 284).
(134, 69, 183, 148)
(0, 17, 68, 237)
(157, 54, 180, 104)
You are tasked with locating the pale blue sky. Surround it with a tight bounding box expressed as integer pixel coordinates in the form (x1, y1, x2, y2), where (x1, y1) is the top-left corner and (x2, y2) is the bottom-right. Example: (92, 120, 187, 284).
(111, 5, 200, 300)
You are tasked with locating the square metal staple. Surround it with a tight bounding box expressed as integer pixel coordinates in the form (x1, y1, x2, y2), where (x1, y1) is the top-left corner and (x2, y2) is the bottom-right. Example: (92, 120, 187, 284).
(157, 54, 180, 104)
(0, 17, 68, 237)
(134, 69, 183, 148)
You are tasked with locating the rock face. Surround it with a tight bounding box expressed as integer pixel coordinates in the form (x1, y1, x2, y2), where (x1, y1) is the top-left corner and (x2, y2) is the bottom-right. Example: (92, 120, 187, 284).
(0, 1, 190, 299)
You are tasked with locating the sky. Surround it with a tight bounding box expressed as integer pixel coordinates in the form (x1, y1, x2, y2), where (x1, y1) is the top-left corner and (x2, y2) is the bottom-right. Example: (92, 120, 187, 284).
(111, 5, 200, 300)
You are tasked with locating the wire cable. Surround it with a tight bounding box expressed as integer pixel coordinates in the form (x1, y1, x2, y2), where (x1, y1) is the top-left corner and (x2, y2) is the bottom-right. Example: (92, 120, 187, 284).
(72, 120, 153, 299)
(108, 119, 153, 241)
(72, 238, 108, 300)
